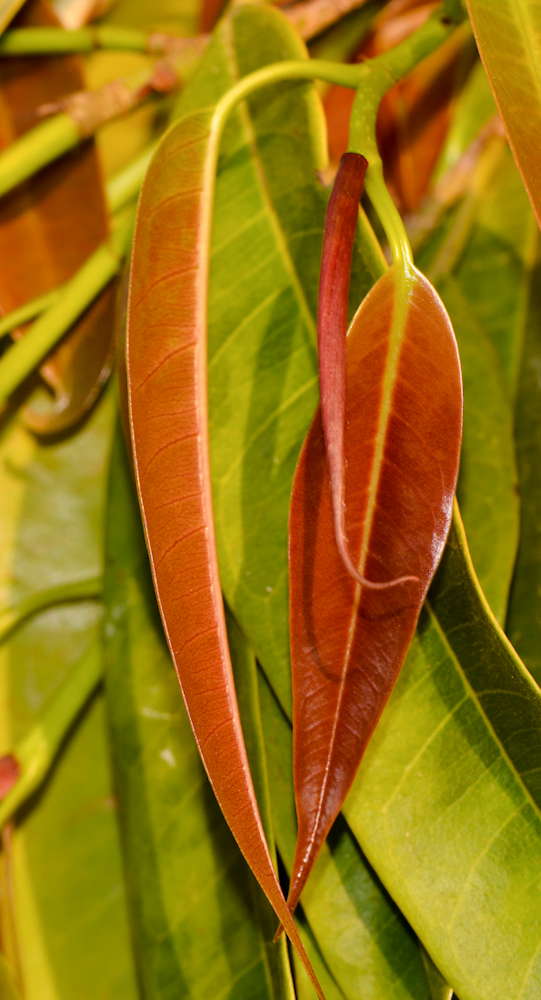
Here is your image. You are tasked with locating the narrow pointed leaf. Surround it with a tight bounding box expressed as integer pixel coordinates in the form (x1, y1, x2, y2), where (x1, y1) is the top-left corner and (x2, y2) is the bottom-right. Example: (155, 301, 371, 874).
(466, 0, 541, 228)
(104, 428, 296, 1000)
(287, 265, 462, 911)
(126, 64, 322, 997)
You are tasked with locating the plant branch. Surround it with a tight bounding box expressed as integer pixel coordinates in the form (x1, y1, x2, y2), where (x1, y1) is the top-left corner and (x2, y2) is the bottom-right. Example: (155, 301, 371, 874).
(0, 25, 208, 56)
(0, 58, 187, 199)
(284, 0, 374, 41)
(0, 641, 103, 828)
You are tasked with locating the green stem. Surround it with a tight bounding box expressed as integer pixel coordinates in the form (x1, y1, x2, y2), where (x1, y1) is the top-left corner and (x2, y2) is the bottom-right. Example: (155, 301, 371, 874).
(0, 149, 152, 343)
(105, 144, 156, 215)
(0, 641, 103, 828)
(0, 577, 102, 645)
(364, 161, 413, 270)
(0, 113, 79, 199)
(0, 26, 208, 56)
(0, 210, 134, 405)
(0, 288, 61, 338)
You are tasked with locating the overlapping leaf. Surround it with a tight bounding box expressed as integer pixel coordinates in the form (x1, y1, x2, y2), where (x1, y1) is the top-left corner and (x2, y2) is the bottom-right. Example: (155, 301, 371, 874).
(104, 428, 296, 1000)
(287, 265, 462, 911)
(466, 0, 541, 228)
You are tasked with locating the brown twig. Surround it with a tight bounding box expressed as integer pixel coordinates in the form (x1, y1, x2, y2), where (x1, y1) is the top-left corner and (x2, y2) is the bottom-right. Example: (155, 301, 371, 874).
(284, 0, 374, 40)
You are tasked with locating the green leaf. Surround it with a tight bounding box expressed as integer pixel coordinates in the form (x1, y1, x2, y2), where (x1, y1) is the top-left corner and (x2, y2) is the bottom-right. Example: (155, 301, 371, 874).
(466, 0, 541, 227)
(104, 425, 296, 1000)
(0, 391, 137, 1000)
(343, 510, 541, 1000)
(175, 3, 383, 716)
(506, 236, 541, 685)
(258, 666, 433, 1000)
(436, 274, 518, 624)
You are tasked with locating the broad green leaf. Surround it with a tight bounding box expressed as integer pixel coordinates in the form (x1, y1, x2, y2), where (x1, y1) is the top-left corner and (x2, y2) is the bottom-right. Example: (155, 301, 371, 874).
(415, 142, 525, 622)
(171, 2, 383, 716)
(452, 143, 538, 395)
(343, 510, 541, 1000)
(435, 274, 518, 624)
(506, 235, 541, 686)
(0, 391, 137, 1000)
(466, 0, 541, 228)
(259, 666, 433, 1000)
(104, 426, 295, 1000)
(432, 58, 496, 180)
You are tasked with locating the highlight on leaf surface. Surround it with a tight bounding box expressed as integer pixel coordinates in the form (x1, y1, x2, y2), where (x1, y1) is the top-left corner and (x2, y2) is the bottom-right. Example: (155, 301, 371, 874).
(287, 264, 463, 913)
(466, 0, 541, 229)
(318, 150, 418, 590)
(126, 100, 324, 999)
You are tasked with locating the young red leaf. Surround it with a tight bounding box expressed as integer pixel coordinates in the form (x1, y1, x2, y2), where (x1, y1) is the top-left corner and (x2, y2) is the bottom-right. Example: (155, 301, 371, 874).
(318, 151, 416, 590)
(127, 108, 324, 1000)
(287, 265, 462, 913)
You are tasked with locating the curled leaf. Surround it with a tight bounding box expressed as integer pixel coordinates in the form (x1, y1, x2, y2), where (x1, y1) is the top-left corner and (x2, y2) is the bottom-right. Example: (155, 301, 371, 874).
(287, 265, 463, 912)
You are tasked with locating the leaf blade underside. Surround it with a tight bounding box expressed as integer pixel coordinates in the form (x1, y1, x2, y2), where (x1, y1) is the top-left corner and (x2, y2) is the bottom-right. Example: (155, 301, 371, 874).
(126, 77, 323, 998)
(287, 266, 463, 911)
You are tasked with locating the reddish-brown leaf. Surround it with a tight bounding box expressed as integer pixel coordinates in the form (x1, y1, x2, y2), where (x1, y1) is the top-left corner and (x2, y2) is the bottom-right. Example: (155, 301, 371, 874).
(0, 0, 112, 432)
(287, 265, 462, 912)
(127, 107, 324, 999)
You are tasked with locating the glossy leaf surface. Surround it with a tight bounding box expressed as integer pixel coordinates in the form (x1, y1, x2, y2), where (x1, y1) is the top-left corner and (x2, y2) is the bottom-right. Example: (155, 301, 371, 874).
(343, 511, 541, 1000)
(127, 9, 322, 990)
(466, 0, 541, 228)
(174, 5, 385, 718)
(259, 667, 435, 1000)
(287, 265, 463, 910)
(104, 427, 295, 1000)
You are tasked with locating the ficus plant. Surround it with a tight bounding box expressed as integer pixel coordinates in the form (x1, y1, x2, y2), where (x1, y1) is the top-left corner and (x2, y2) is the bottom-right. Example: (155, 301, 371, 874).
(0, 0, 538, 998)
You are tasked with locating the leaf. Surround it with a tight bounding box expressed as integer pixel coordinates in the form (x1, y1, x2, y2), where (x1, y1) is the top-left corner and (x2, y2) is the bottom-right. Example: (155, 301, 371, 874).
(317, 150, 370, 580)
(258, 662, 435, 1000)
(286, 264, 462, 912)
(435, 274, 518, 624)
(104, 426, 296, 1000)
(506, 238, 541, 685)
(342, 510, 541, 1000)
(182, 8, 384, 717)
(0, 0, 113, 434)
(126, 8, 324, 991)
(465, 0, 541, 228)
(0, 390, 137, 1000)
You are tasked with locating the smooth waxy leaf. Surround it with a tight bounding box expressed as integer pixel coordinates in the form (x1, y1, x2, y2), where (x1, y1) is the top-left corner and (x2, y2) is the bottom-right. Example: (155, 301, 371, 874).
(0, 390, 137, 1000)
(104, 427, 296, 1000)
(287, 265, 463, 911)
(126, 10, 323, 990)
(317, 150, 371, 581)
(342, 511, 541, 1000)
(506, 237, 541, 685)
(258, 667, 436, 1000)
(466, 0, 541, 228)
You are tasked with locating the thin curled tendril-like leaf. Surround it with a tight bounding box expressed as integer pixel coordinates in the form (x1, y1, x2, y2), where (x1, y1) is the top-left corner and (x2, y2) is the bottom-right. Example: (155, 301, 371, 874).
(318, 151, 417, 590)
(127, 106, 324, 1000)
(287, 265, 463, 913)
